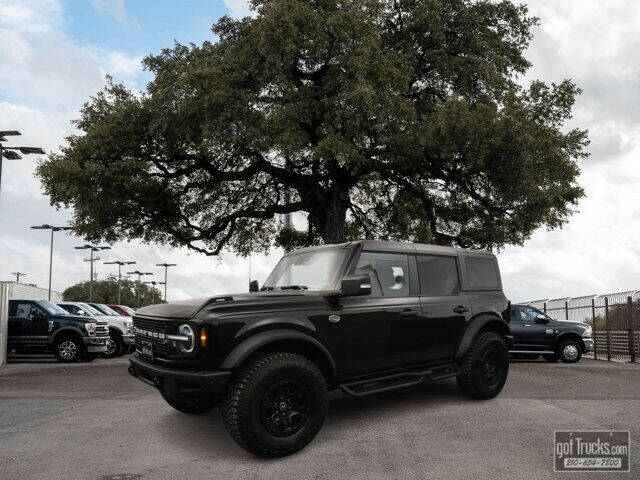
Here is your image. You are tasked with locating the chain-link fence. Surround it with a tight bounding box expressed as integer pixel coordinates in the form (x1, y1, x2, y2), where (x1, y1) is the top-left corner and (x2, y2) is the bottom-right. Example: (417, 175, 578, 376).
(522, 291, 639, 363)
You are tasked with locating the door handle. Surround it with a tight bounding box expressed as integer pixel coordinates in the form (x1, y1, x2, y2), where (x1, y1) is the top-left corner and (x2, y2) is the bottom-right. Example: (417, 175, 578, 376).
(523, 324, 531, 327)
(399, 308, 418, 317)
(453, 306, 470, 314)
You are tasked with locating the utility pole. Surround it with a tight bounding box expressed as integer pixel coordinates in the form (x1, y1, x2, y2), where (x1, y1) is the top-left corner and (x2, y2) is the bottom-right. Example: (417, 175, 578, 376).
(30, 225, 73, 300)
(11, 272, 26, 283)
(155, 263, 177, 302)
(127, 270, 153, 308)
(75, 244, 110, 302)
(104, 260, 136, 304)
(0, 131, 45, 199)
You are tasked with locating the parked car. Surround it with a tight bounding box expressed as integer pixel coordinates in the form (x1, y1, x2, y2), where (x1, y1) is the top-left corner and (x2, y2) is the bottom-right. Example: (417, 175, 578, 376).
(56, 301, 134, 357)
(8, 299, 109, 362)
(128, 240, 511, 457)
(107, 304, 135, 316)
(508, 304, 593, 363)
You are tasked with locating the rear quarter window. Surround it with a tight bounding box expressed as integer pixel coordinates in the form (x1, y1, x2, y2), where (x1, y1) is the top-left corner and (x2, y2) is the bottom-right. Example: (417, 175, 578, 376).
(463, 255, 501, 290)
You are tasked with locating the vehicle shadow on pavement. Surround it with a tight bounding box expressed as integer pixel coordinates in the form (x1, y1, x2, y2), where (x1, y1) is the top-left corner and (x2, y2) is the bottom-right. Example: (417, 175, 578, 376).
(152, 379, 465, 460)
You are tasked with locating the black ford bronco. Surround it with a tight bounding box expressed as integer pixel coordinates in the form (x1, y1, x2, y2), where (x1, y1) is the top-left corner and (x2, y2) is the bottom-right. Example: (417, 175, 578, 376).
(129, 240, 512, 457)
(8, 299, 110, 362)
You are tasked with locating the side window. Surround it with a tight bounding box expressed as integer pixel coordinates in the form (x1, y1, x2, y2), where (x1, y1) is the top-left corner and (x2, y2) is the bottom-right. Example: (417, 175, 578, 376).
(14, 303, 33, 318)
(519, 306, 545, 322)
(464, 256, 500, 290)
(63, 305, 77, 314)
(353, 252, 409, 297)
(417, 255, 460, 295)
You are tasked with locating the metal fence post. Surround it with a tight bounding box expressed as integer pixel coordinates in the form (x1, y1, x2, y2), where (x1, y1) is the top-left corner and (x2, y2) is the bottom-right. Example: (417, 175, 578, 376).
(605, 296, 611, 361)
(591, 297, 597, 360)
(565, 301, 569, 320)
(628, 296, 636, 363)
(0, 283, 8, 367)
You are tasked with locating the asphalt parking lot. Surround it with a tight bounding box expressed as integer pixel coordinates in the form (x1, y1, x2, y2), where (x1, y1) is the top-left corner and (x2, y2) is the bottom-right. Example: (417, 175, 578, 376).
(0, 356, 638, 480)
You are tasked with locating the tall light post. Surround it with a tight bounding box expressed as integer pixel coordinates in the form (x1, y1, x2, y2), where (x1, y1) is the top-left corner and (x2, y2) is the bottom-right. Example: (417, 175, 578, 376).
(11, 272, 26, 283)
(75, 244, 110, 302)
(0, 131, 45, 198)
(31, 225, 73, 300)
(127, 270, 153, 308)
(155, 263, 177, 302)
(144, 280, 165, 306)
(104, 260, 136, 304)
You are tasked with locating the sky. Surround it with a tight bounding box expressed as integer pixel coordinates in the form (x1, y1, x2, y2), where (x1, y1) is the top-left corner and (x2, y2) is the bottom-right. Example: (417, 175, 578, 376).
(0, 0, 638, 304)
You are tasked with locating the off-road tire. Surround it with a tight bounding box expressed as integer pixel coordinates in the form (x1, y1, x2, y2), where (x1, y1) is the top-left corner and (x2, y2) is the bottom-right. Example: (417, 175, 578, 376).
(559, 339, 582, 363)
(221, 352, 327, 457)
(54, 335, 83, 363)
(457, 332, 509, 400)
(161, 392, 215, 414)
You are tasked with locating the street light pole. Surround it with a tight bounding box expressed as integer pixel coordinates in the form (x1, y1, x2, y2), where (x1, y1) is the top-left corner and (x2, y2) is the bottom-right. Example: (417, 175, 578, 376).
(0, 131, 45, 199)
(31, 225, 73, 300)
(104, 260, 136, 304)
(127, 270, 153, 308)
(144, 281, 165, 305)
(155, 263, 177, 302)
(75, 244, 110, 302)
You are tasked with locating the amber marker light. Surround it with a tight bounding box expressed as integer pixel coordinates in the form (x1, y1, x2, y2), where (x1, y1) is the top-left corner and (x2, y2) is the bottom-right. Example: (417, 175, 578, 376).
(200, 328, 208, 348)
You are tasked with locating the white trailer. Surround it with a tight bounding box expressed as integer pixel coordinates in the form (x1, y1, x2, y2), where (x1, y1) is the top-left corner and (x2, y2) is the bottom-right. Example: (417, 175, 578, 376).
(0, 282, 63, 366)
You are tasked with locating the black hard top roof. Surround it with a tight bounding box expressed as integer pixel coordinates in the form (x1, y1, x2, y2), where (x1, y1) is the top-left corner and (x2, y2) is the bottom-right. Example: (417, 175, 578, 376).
(288, 239, 493, 256)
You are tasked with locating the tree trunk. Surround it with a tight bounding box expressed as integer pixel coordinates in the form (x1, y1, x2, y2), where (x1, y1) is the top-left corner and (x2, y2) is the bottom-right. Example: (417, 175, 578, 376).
(309, 190, 349, 244)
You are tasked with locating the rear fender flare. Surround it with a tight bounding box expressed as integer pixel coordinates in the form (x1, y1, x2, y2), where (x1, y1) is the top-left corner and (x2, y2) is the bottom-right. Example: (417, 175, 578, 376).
(455, 314, 512, 359)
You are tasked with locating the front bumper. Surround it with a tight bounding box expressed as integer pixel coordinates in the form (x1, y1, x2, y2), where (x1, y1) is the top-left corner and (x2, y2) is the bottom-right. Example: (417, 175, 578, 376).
(84, 335, 109, 353)
(122, 334, 135, 345)
(583, 338, 594, 352)
(128, 355, 232, 402)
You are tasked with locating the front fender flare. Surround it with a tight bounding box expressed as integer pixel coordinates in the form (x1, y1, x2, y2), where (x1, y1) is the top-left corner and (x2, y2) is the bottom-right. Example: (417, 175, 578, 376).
(455, 314, 512, 359)
(220, 329, 336, 373)
(51, 326, 85, 344)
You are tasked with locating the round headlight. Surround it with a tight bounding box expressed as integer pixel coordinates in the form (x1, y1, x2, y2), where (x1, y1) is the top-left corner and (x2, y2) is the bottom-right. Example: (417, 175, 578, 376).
(177, 324, 195, 353)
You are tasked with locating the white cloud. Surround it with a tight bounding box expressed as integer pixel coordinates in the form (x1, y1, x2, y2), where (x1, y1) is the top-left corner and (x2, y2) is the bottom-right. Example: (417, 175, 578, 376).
(222, 0, 254, 18)
(89, 0, 136, 27)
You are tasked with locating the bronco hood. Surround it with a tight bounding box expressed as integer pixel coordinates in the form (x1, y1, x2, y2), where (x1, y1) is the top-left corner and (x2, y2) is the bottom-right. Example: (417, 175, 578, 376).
(135, 291, 321, 319)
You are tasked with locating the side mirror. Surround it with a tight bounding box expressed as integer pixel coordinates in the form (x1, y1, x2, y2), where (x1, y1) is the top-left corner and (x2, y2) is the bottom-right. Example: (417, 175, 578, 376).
(77, 310, 86, 315)
(535, 314, 548, 324)
(249, 280, 259, 292)
(30, 311, 46, 321)
(340, 274, 372, 297)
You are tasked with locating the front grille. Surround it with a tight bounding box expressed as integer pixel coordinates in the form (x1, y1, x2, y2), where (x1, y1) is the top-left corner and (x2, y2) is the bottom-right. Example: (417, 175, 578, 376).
(133, 316, 177, 360)
(132, 316, 171, 334)
(96, 325, 109, 334)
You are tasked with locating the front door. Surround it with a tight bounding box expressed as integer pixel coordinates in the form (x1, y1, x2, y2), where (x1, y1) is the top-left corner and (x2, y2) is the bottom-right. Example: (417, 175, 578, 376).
(510, 305, 553, 350)
(21, 302, 50, 343)
(339, 251, 420, 376)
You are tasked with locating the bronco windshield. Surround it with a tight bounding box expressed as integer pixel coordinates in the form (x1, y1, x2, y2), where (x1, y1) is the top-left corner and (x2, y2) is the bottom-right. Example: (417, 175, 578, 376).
(261, 249, 348, 292)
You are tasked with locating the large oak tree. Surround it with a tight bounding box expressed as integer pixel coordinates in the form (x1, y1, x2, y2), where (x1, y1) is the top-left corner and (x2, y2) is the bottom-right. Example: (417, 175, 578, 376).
(38, 0, 588, 256)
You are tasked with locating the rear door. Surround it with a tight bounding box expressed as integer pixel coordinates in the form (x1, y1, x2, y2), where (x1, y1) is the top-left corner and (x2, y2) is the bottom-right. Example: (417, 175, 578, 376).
(8, 301, 28, 344)
(416, 254, 470, 360)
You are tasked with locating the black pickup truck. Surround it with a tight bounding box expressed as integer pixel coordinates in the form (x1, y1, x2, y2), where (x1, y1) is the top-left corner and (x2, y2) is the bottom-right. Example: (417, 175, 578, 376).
(129, 240, 512, 457)
(8, 299, 110, 362)
(509, 304, 593, 363)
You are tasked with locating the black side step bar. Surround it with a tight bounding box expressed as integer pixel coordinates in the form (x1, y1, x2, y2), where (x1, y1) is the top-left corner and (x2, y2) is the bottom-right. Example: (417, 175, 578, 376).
(339, 363, 460, 397)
